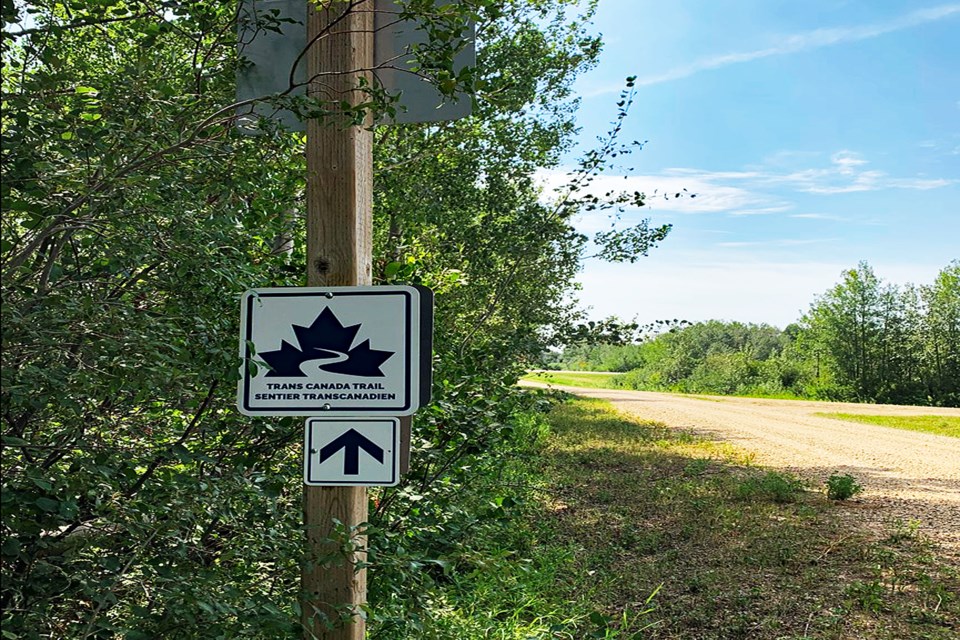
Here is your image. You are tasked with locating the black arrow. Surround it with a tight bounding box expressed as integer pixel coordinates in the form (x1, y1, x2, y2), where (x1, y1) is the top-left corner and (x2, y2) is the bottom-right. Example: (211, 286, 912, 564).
(318, 429, 384, 475)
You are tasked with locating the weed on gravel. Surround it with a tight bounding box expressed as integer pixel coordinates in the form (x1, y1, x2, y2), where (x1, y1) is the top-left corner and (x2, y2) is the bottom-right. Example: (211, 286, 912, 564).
(537, 397, 960, 639)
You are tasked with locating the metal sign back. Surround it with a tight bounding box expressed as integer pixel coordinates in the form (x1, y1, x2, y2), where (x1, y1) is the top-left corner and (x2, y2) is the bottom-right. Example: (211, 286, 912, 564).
(373, 0, 474, 123)
(236, 0, 474, 132)
(236, 0, 307, 132)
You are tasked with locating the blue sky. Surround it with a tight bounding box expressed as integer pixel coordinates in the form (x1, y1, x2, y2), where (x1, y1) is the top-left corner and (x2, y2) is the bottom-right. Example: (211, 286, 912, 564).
(552, 0, 959, 328)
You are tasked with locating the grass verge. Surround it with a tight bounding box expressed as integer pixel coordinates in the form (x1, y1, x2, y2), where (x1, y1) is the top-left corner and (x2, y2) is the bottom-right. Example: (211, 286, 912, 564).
(523, 370, 621, 389)
(381, 396, 959, 638)
(533, 397, 959, 639)
(524, 371, 807, 400)
(814, 412, 960, 438)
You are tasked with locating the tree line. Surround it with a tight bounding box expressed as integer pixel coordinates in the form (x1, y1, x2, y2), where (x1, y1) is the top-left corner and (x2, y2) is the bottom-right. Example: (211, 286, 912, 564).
(548, 261, 960, 407)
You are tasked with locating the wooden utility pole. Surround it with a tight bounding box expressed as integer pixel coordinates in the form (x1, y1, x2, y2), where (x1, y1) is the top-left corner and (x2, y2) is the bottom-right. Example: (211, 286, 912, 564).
(302, 1, 373, 638)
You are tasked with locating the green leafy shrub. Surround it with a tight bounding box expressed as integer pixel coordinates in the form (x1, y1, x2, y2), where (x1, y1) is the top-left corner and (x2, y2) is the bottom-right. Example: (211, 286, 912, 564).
(825, 474, 863, 500)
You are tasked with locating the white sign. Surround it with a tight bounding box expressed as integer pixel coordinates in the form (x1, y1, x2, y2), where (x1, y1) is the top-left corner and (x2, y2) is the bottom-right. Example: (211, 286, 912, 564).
(304, 418, 400, 486)
(238, 286, 421, 416)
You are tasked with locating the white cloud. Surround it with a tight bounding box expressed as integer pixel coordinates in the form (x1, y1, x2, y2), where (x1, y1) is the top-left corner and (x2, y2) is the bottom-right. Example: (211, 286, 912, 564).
(673, 152, 955, 196)
(662, 168, 764, 181)
(716, 238, 836, 248)
(727, 205, 793, 216)
(715, 241, 764, 248)
(769, 155, 957, 193)
(830, 150, 869, 175)
(537, 149, 954, 235)
(799, 170, 886, 194)
(888, 177, 955, 190)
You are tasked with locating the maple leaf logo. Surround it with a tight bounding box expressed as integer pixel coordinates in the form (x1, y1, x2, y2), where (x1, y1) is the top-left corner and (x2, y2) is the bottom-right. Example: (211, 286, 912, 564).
(258, 308, 394, 378)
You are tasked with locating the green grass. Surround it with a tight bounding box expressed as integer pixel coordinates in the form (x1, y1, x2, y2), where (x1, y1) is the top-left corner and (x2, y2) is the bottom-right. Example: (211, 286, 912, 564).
(522, 370, 621, 389)
(816, 413, 960, 438)
(531, 397, 960, 639)
(525, 371, 807, 400)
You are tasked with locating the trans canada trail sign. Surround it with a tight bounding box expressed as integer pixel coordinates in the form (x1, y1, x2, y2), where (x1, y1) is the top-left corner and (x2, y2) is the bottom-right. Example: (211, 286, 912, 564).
(238, 286, 426, 416)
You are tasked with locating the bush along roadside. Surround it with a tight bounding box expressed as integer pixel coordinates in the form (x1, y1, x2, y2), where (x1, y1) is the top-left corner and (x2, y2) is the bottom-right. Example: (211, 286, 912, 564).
(364, 387, 636, 638)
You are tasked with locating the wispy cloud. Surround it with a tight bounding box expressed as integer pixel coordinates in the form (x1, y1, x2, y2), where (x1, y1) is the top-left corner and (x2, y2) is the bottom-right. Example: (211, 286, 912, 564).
(534, 168, 773, 215)
(917, 138, 960, 158)
(728, 205, 793, 216)
(619, 4, 960, 89)
(830, 150, 869, 175)
(888, 177, 955, 190)
(764, 152, 957, 194)
(537, 149, 955, 228)
(661, 153, 955, 196)
(792, 170, 886, 194)
(790, 213, 847, 221)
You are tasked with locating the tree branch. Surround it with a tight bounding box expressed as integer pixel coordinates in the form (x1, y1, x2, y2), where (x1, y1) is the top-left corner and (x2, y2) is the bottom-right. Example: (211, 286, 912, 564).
(3, 12, 153, 38)
(123, 380, 220, 499)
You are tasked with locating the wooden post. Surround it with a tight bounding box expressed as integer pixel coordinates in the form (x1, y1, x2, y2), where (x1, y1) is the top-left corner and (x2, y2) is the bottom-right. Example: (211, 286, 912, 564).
(302, 1, 373, 638)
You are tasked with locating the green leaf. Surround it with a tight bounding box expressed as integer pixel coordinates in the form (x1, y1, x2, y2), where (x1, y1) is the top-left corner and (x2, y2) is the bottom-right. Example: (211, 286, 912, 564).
(1, 537, 20, 558)
(384, 261, 403, 278)
(589, 611, 611, 626)
(171, 443, 192, 462)
(35, 497, 59, 512)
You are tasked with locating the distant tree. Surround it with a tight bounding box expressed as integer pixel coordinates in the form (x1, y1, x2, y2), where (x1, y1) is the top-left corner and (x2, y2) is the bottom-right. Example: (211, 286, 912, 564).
(580, 320, 794, 395)
(558, 263, 958, 406)
(920, 261, 960, 405)
(800, 261, 958, 406)
(802, 262, 887, 401)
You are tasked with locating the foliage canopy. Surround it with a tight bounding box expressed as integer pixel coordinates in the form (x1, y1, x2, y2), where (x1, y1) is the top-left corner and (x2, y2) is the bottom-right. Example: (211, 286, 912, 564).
(2, 1, 672, 636)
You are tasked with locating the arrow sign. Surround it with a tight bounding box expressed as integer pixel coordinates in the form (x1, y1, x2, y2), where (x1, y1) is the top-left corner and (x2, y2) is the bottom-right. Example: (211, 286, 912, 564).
(319, 428, 384, 475)
(304, 418, 400, 486)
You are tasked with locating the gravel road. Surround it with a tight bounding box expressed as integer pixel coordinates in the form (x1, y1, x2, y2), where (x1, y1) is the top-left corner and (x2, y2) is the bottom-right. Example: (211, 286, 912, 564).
(527, 383, 960, 558)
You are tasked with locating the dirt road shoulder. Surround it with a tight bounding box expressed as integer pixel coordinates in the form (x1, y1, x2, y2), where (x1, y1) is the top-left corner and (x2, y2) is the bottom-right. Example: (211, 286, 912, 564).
(525, 382, 960, 559)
